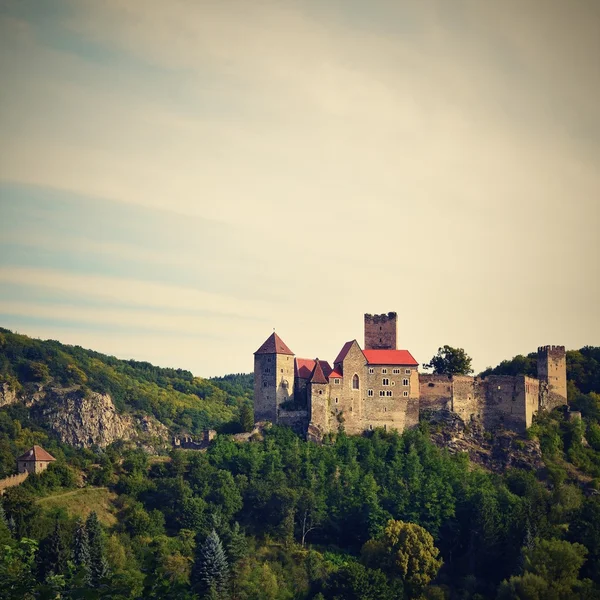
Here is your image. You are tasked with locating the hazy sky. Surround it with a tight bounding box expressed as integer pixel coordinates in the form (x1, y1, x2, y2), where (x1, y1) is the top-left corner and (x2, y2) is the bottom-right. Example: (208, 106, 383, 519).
(1, 0, 599, 376)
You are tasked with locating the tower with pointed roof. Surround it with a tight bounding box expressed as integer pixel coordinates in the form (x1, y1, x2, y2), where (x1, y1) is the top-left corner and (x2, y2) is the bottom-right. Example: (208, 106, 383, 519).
(254, 332, 295, 422)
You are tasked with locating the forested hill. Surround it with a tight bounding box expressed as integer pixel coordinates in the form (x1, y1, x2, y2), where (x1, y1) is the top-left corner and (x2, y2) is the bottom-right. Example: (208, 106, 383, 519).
(0, 327, 253, 436)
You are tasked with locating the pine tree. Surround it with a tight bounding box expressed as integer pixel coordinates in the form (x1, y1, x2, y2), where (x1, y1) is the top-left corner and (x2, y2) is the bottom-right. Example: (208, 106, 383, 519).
(191, 529, 229, 598)
(86, 511, 110, 587)
(73, 517, 91, 584)
(37, 519, 68, 580)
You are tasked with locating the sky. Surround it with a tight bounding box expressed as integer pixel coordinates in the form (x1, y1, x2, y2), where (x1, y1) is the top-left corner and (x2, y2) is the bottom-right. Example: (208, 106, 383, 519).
(0, 0, 599, 377)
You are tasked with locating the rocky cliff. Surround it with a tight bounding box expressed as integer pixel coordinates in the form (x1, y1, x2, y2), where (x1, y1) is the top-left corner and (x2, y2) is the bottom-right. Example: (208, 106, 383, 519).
(425, 410, 544, 473)
(1, 382, 168, 449)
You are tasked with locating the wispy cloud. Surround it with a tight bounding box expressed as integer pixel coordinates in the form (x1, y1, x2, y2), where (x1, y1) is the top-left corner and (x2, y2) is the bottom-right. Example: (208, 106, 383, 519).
(0, 0, 598, 375)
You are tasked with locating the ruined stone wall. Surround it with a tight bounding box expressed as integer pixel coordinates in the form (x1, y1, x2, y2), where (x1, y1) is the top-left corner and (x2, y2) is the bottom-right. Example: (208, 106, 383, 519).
(524, 376, 540, 428)
(452, 376, 484, 422)
(419, 374, 453, 412)
(538, 345, 567, 412)
(482, 376, 527, 433)
(364, 312, 397, 350)
(278, 410, 309, 434)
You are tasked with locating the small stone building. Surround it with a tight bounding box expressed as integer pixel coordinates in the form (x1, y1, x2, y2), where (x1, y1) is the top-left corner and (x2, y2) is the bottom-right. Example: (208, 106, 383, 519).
(17, 445, 56, 474)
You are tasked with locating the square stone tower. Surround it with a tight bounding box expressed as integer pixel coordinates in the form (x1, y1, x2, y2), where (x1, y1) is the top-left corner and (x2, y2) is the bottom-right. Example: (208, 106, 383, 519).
(364, 312, 398, 350)
(537, 345, 567, 411)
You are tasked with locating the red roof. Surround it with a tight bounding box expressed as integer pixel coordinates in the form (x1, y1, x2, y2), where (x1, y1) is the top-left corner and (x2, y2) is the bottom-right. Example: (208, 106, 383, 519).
(296, 358, 332, 379)
(310, 359, 329, 384)
(17, 445, 56, 462)
(254, 332, 294, 355)
(329, 369, 343, 379)
(363, 349, 418, 366)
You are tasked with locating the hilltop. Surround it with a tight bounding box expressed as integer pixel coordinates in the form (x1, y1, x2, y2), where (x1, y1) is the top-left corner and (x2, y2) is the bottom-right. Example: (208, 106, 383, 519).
(0, 327, 253, 458)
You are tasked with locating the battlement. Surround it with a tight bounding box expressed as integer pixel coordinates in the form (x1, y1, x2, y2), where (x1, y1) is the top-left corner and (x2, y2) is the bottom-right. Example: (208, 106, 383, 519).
(364, 312, 397, 323)
(538, 345, 566, 354)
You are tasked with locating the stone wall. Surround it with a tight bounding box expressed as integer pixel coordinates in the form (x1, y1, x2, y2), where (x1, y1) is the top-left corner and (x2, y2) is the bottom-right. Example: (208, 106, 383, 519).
(419, 374, 453, 412)
(309, 382, 330, 435)
(0, 472, 28, 495)
(364, 312, 397, 350)
(254, 353, 295, 422)
(452, 376, 484, 422)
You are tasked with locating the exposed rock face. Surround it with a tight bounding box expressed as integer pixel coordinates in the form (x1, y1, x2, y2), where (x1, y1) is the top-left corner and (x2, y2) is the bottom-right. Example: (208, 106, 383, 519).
(9, 384, 168, 450)
(0, 383, 18, 407)
(425, 410, 543, 473)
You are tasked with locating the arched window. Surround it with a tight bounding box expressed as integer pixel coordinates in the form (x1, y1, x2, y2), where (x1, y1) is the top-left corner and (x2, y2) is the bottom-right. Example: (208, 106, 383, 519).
(352, 374, 359, 389)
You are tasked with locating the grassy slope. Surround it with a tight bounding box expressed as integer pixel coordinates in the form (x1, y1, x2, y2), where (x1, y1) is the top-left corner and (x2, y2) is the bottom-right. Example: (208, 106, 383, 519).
(37, 486, 118, 526)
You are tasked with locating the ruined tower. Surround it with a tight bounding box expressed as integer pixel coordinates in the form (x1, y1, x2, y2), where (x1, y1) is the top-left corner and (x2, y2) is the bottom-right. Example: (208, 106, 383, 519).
(364, 312, 398, 350)
(253, 332, 295, 422)
(537, 345, 567, 412)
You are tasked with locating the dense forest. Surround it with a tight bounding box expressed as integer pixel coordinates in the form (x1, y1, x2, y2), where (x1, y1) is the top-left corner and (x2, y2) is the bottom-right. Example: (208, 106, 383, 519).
(2, 331, 600, 599)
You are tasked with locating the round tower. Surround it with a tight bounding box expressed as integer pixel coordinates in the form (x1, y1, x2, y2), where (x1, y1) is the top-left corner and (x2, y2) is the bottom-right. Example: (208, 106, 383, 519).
(253, 332, 295, 423)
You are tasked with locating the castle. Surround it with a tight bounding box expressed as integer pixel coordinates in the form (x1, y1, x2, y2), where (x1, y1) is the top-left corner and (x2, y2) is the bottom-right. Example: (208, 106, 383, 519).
(253, 312, 568, 439)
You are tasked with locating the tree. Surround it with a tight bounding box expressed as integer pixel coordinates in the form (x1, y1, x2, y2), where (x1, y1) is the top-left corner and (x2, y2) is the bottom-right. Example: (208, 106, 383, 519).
(37, 519, 68, 580)
(73, 517, 91, 584)
(362, 519, 442, 595)
(191, 529, 229, 598)
(86, 511, 110, 587)
(423, 345, 473, 375)
(239, 404, 254, 433)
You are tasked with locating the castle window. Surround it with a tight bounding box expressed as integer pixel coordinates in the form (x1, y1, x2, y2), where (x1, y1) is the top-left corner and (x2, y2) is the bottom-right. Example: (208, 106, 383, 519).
(393, 369, 400, 374)
(264, 368, 271, 374)
(380, 390, 385, 396)
(391, 381, 395, 386)
(281, 369, 283, 373)
(382, 368, 387, 374)
(403, 378, 409, 386)
(384, 424, 387, 431)
(319, 390, 323, 395)
(367, 389, 374, 397)
(335, 397, 338, 403)
(386, 390, 393, 397)
(382, 378, 390, 386)
(267, 357, 271, 363)
(428, 382, 435, 387)
(263, 382, 268, 387)
(405, 369, 411, 374)
(369, 424, 373, 430)
(369, 368, 374, 374)
(352, 374, 359, 389)
(403, 391, 408, 397)
(334, 378, 340, 384)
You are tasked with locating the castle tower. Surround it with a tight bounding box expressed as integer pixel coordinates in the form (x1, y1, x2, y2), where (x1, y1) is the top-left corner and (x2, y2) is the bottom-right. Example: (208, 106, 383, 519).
(253, 332, 295, 423)
(537, 345, 567, 411)
(308, 359, 330, 435)
(364, 312, 398, 350)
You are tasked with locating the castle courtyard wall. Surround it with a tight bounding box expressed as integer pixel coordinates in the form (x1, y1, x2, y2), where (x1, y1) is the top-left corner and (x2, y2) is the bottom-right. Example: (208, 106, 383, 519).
(419, 375, 453, 412)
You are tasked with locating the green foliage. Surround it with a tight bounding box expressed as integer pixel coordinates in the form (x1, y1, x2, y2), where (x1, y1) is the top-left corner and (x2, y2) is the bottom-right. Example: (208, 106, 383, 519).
(86, 510, 110, 587)
(191, 529, 229, 597)
(362, 519, 442, 595)
(0, 328, 254, 435)
(423, 345, 473, 375)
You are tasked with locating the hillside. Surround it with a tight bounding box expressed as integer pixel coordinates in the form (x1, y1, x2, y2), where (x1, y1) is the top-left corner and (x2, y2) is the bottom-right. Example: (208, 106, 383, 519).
(1, 336, 600, 599)
(0, 327, 253, 455)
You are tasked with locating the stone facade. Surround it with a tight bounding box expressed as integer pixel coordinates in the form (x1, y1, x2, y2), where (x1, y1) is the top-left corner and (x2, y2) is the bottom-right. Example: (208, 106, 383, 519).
(254, 313, 569, 439)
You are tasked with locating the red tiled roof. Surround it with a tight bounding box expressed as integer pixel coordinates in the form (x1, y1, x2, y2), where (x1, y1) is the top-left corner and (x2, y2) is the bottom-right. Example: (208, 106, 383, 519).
(254, 332, 294, 355)
(329, 369, 343, 379)
(17, 445, 56, 462)
(310, 359, 329, 384)
(363, 349, 418, 366)
(296, 358, 332, 379)
(334, 340, 357, 365)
